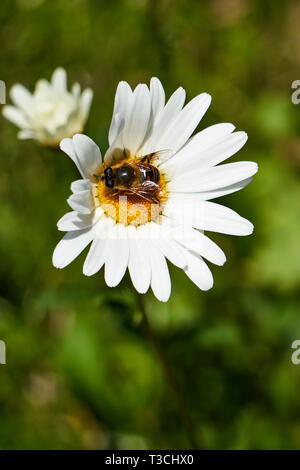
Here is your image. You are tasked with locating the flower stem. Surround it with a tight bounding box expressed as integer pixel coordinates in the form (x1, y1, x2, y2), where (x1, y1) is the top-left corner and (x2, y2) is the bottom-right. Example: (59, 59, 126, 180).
(136, 293, 199, 449)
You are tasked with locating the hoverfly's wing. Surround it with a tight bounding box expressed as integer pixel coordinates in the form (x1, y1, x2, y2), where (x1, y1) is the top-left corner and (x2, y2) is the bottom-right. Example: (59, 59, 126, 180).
(140, 149, 173, 166)
(128, 180, 160, 204)
(141, 180, 159, 191)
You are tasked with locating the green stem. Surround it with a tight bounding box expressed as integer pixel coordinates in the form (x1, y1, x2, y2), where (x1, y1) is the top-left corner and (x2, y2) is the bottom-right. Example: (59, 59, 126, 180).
(136, 293, 199, 449)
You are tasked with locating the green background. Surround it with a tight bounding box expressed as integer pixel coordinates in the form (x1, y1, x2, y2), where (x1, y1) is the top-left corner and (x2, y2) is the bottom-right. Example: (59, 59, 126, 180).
(0, 0, 300, 450)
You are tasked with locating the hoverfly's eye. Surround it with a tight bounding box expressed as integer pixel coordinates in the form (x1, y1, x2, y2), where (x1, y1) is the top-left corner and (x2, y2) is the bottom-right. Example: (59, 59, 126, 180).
(104, 167, 114, 189)
(106, 179, 114, 189)
(104, 167, 113, 178)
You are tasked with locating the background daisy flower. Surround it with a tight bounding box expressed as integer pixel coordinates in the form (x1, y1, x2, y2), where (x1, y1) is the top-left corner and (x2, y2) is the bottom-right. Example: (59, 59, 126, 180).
(2, 67, 93, 147)
(53, 78, 258, 302)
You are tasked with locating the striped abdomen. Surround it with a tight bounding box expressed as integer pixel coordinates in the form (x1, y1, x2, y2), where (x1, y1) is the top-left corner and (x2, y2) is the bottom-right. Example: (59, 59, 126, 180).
(138, 163, 160, 184)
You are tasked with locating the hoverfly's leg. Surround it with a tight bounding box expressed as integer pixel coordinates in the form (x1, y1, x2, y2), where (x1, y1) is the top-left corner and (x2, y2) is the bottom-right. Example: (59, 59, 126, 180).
(109, 189, 120, 197)
(126, 188, 151, 203)
(138, 190, 160, 204)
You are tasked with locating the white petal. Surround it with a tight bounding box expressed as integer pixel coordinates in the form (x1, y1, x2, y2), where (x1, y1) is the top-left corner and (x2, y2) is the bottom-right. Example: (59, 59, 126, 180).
(150, 77, 165, 116)
(176, 228, 226, 266)
(53, 228, 93, 268)
(165, 200, 254, 236)
(140, 86, 186, 155)
(108, 81, 132, 145)
(83, 238, 107, 276)
(150, 246, 171, 302)
(72, 82, 81, 99)
(167, 130, 248, 177)
(138, 77, 166, 148)
(80, 88, 93, 122)
(10, 84, 32, 112)
(104, 240, 129, 287)
(153, 238, 187, 269)
(184, 251, 214, 291)
(70, 179, 91, 193)
(2, 105, 29, 129)
(198, 201, 254, 235)
(161, 123, 235, 170)
(57, 211, 93, 231)
(61, 135, 102, 179)
(168, 177, 253, 202)
(122, 84, 151, 155)
(73, 134, 102, 176)
(155, 93, 211, 154)
(128, 239, 151, 294)
(198, 131, 248, 168)
(154, 86, 186, 129)
(34, 78, 51, 95)
(104, 119, 125, 163)
(60, 138, 85, 177)
(169, 161, 258, 193)
(51, 67, 67, 93)
(18, 130, 35, 140)
(67, 190, 92, 214)
(172, 177, 254, 201)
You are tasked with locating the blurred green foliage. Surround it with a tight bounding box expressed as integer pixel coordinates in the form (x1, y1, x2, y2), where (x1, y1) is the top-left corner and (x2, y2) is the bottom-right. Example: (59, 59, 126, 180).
(0, 0, 300, 450)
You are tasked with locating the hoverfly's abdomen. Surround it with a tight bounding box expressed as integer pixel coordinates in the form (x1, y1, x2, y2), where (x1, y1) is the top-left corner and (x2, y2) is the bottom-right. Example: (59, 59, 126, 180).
(138, 164, 160, 184)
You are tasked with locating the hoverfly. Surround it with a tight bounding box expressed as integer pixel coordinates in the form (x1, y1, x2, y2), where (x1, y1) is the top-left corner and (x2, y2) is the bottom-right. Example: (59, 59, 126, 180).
(101, 150, 172, 204)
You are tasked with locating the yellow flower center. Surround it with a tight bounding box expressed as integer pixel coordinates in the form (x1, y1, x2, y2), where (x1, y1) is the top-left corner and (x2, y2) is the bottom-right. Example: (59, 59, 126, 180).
(95, 157, 168, 227)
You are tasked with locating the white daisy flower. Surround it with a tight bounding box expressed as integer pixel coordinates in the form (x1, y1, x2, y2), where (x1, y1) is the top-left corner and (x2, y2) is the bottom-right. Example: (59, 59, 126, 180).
(2, 67, 93, 147)
(53, 78, 258, 302)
